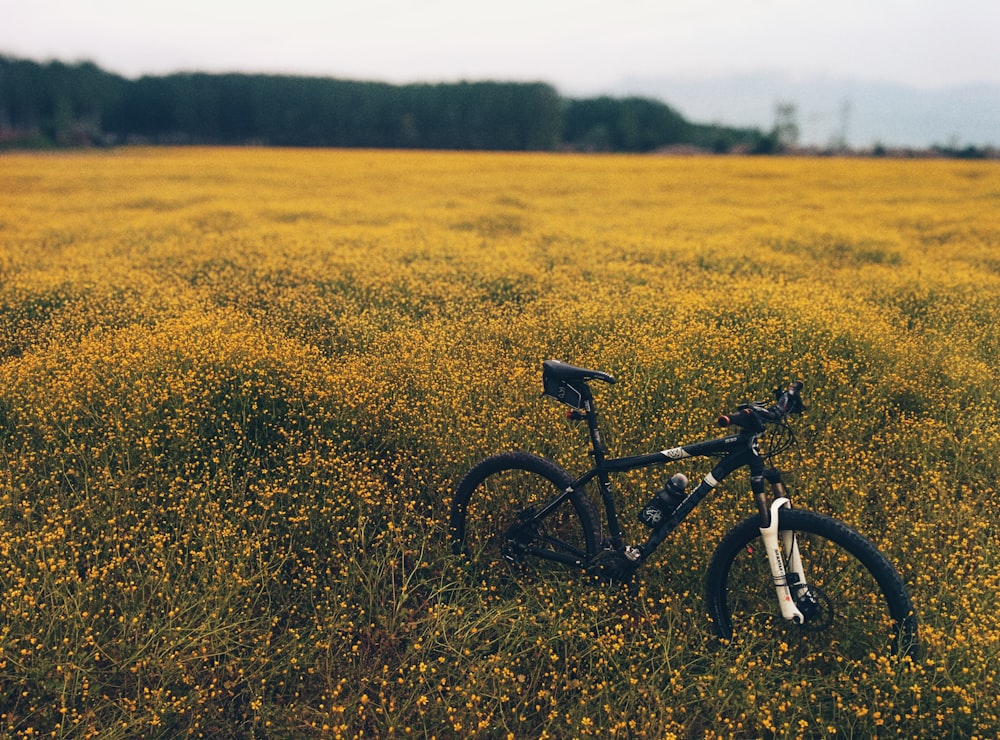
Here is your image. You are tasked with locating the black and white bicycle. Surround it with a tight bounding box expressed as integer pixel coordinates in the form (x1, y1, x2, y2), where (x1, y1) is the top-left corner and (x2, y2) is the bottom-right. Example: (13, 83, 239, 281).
(450, 360, 918, 660)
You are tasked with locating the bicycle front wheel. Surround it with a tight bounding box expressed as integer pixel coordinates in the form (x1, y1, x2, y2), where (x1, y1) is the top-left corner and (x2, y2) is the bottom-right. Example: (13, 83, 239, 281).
(450, 451, 599, 577)
(705, 508, 917, 663)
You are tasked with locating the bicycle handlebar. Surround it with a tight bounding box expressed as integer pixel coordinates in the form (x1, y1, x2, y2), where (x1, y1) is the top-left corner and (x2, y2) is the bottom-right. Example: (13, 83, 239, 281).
(717, 381, 804, 429)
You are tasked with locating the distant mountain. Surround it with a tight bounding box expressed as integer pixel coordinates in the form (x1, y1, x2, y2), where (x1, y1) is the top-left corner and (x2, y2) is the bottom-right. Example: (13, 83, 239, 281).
(611, 73, 999, 149)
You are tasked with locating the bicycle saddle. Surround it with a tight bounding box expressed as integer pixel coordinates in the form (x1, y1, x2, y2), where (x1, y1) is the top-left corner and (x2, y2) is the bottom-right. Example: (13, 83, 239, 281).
(543, 360, 616, 385)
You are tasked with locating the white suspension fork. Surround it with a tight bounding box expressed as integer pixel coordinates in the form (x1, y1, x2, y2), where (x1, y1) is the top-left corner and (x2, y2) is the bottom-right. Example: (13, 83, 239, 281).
(758, 497, 808, 624)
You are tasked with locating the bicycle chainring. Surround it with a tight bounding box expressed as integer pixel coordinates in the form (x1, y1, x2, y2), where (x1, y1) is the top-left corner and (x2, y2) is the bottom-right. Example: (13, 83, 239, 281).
(587, 549, 639, 585)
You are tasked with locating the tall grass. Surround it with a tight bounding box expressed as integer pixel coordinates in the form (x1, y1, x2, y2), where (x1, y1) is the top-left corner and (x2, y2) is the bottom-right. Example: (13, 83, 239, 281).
(1, 149, 999, 737)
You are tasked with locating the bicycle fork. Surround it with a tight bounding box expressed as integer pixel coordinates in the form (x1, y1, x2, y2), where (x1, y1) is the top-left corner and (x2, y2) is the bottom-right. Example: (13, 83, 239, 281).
(759, 497, 809, 624)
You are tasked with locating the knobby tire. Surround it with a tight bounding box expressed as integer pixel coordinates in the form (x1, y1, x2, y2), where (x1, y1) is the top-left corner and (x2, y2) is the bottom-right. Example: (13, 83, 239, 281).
(450, 452, 600, 576)
(705, 508, 918, 662)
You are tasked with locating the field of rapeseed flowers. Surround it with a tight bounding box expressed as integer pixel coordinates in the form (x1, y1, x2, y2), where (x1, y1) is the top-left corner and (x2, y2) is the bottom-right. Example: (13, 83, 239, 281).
(1, 148, 999, 737)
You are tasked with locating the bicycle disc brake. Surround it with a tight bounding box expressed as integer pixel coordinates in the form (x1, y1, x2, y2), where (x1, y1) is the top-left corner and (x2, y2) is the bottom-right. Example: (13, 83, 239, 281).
(791, 583, 834, 632)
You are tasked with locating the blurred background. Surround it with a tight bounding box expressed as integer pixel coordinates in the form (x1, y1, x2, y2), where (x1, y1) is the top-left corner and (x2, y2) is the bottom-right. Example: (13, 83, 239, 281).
(2, 0, 998, 151)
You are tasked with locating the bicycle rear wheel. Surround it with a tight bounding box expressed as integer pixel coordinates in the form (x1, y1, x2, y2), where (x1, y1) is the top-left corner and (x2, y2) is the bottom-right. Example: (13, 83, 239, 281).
(705, 508, 917, 663)
(450, 451, 599, 577)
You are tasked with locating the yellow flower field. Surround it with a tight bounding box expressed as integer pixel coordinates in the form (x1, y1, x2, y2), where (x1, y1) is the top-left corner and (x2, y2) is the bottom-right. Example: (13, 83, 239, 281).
(1, 147, 999, 737)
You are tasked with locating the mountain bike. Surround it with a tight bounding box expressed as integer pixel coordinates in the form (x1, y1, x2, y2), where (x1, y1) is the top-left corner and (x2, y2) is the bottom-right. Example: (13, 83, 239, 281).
(450, 360, 918, 660)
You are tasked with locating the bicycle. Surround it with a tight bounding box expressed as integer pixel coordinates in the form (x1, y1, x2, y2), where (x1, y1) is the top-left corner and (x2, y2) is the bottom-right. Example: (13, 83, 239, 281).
(450, 360, 918, 660)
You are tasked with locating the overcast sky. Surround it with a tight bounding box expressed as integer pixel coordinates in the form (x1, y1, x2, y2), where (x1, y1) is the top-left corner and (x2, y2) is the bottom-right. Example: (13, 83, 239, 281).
(3, 0, 1000, 94)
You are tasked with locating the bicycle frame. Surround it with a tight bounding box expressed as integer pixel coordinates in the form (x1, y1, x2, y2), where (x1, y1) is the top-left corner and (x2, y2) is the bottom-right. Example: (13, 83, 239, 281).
(522, 386, 811, 622)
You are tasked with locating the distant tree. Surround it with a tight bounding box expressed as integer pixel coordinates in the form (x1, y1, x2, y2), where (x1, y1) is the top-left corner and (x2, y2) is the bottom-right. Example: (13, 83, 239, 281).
(0, 56, 125, 146)
(687, 122, 768, 154)
(562, 96, 689, 152)
(100, 73, 563, 149)
(401, 81, 561, 150)
(1, 53, 776, 154)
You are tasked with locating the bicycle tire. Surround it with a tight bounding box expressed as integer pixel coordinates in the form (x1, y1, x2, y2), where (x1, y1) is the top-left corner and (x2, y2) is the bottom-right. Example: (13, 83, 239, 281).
(705, 508, 918, 662)
(450, 451, 600, 575)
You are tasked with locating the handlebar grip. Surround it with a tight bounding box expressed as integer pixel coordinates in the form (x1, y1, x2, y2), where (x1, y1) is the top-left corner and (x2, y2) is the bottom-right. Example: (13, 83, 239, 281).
(719, 381, 805, 428)
(717, 408, 754, 428)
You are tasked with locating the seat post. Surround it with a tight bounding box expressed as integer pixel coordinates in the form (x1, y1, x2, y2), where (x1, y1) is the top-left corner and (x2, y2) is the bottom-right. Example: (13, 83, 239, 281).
(581, 387, 608, 463)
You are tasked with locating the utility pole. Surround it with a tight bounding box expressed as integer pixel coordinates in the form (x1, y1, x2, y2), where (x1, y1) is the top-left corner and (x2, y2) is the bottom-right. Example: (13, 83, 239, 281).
(829, 100, 851, 152)
(774, 101, 800, 152)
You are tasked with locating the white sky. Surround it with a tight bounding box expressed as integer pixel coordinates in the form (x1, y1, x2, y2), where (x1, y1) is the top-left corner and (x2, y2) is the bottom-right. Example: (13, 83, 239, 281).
(3, 0, 999, 93)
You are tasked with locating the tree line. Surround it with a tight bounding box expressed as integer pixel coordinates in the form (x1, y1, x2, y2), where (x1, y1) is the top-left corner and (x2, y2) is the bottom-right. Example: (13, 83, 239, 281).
(1, 55, 767, 152)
